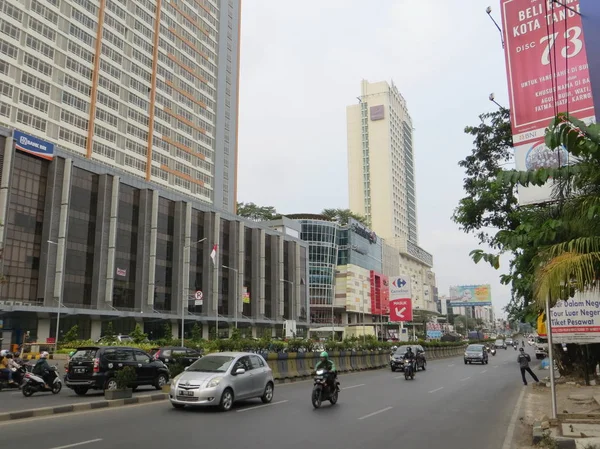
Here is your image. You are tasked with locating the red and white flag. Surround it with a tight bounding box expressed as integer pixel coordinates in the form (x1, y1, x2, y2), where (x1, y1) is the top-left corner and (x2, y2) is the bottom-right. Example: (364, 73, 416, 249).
(210, 244, 218, 264)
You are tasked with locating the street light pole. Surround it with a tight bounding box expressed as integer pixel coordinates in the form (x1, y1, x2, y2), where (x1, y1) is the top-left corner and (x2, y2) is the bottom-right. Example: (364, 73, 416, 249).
(47, 240, 60, 353)
(222, 265, 238, 329)
(182, 238, 206, 347)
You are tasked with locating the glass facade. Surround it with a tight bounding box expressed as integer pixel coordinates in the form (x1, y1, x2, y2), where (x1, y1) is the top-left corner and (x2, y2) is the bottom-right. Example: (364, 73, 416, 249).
(298, 219, 338, 324)
(155, 197, 174, 312)
(64, 167, 98, 306)
(339, 220, 383, 272)
(1, 150, 47, 303)
(0, 146, 310, 342)
(114, 183, 139, 310)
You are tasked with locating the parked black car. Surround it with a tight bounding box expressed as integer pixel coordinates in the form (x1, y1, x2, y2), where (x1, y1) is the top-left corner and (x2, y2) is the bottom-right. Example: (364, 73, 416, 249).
(65, 346, 170, 396)
(390, 345, 427, 372)
(149, 347, 202, 367)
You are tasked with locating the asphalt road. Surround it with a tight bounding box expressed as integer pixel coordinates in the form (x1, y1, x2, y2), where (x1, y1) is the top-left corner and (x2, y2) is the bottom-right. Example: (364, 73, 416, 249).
(1, 347, 536, 449)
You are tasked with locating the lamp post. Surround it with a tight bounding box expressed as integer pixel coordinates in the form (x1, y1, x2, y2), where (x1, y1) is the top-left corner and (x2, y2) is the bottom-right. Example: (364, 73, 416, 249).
(182, 238, 206, 347)
(47, 240, 60, 352)
(222, 265, 238, 329)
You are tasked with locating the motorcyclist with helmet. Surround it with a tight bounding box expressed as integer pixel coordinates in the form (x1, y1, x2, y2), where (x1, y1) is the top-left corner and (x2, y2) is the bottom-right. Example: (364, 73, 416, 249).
(33, 351, 52, 389)
(403, 346, 417, 374)
(315, 351, 340, 392)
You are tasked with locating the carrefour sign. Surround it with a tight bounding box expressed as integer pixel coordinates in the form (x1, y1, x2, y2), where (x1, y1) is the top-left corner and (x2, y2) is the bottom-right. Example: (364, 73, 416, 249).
(13, 130, 54, 160)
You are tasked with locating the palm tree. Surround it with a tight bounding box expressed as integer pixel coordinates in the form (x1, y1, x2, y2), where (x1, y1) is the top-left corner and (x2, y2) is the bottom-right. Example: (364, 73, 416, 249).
(321, 208, 369, 226)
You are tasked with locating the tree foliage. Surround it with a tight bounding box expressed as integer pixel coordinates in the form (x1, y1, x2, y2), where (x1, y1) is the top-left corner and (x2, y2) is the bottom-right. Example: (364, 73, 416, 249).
(452, 108, 536, 321)
(236, 202, 278, 221)
(321, 208, 369, 226)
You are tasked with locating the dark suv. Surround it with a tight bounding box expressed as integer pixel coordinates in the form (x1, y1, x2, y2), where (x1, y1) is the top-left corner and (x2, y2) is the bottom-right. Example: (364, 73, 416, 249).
(149, 347, 202, 367)
(65, 346, 170, 396)
(390, 345, 427, 372)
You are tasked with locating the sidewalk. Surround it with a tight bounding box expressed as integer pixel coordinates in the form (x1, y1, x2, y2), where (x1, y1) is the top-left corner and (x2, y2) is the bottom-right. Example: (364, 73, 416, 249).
(513, 378, 600, 448)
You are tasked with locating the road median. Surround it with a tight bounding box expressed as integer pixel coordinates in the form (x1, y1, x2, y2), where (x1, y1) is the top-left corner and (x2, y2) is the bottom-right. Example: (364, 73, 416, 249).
(0, 393, 167, 423)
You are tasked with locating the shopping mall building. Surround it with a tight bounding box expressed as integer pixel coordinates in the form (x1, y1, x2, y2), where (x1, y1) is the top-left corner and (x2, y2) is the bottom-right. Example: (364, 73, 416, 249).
(0, 128, 309, 347)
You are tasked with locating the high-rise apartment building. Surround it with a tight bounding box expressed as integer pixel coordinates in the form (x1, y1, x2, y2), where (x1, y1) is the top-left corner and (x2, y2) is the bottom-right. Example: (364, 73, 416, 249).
(347, 80, 417, 244)
(0, 0, 240, 212)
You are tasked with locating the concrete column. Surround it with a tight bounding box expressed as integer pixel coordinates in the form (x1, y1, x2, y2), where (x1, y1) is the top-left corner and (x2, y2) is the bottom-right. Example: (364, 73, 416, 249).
(251, 327, 258, 338)
(37, 318, 51, 342)
(211, 212, 220, 319)
(201, 325, 209, 340)
(258, 230, 266, 317)
(294, 241, 302, 321)
(147, 190, 159, 309)
(277, 236, 284, 320)
(171, 320, 179, 340)
(180, 202, 192, 317)
(90, 320, 102, 342)
(172, 201, 187, 315)
(91, 174, 112, 309)
(54, 159, 72, 305)
(0, 135, 14, 249)
(104, 175, 120, 306)
(237, 221, 244, 319)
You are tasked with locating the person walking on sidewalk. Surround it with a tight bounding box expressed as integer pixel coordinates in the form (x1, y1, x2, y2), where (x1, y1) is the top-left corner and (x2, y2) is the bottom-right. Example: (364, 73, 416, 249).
(518, 347, 539, 385)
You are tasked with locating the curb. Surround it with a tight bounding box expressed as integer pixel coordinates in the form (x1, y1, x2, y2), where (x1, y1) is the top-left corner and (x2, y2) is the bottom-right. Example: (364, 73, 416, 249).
(0, 393, 167, 423)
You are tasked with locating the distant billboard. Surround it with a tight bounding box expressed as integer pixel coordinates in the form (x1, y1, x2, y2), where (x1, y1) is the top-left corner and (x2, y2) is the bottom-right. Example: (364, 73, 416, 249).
(500, 0, 597, 205)
(449, 284, 492, 307)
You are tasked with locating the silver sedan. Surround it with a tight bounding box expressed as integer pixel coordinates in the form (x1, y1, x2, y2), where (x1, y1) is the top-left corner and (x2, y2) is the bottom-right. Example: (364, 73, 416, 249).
(169, 352, 275, 412)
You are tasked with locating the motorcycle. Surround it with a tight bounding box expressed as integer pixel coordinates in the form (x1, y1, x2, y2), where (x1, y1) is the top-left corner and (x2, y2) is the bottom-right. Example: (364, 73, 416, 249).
(0, 364, 28, 390)
(311, 369, 339, 409)
(22, 365, 62, 397)
(404, 359, 415, 380)
(491, 348, 497, 356)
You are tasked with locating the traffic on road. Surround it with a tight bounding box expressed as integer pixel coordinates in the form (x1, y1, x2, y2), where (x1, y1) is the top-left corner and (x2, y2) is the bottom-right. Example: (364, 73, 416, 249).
(1, 346, 528, 449)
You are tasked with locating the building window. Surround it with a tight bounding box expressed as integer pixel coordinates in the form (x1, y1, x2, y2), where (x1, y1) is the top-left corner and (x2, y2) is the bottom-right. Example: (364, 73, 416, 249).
(64, 167, 98, 307)
(114, 183, 139, 310)
(155, 197, 174, 312)
(1, 151, 48, 303)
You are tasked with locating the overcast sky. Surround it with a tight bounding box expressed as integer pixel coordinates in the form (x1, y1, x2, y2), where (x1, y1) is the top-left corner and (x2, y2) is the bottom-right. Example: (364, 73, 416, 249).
(236, 0, 513, 318)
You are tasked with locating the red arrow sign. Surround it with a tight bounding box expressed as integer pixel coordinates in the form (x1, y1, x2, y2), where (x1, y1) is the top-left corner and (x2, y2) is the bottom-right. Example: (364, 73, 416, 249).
(389, 298, 412, 322)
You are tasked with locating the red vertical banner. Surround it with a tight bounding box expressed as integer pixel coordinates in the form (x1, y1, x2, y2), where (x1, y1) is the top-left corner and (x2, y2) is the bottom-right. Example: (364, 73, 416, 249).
(500, 0, 595, 145)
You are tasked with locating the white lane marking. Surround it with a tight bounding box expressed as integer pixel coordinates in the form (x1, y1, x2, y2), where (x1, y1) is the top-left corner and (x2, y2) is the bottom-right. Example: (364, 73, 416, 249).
(358, 406, 393, 420)
(495, 365, 500, 368)
(394, 375, 404, 379)
(460, 377, 471, 382)
(48, 439, 103, 449)
(428, 387, 443, 393)
(236, 400, 288, 413)
(501, 387, 526, 449)
(342, 383, 365, 390)
(481, 370, 488, 374)
(448, 364, 455, 367)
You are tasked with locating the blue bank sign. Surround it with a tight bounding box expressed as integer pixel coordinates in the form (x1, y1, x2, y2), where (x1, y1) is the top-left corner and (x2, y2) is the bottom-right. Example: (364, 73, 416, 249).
(13, 130, 54, 160)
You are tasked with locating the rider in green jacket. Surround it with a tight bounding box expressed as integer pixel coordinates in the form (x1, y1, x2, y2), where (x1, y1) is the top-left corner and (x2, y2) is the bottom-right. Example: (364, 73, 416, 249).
(315, 351, 339, 392)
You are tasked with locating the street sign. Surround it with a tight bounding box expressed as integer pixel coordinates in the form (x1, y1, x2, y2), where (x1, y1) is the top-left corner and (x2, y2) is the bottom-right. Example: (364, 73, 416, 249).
(194, 290, 203, 306)
(389, 298, 412, 322)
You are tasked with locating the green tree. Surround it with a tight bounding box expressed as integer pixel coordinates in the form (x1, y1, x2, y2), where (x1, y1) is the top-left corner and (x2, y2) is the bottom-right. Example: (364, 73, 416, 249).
(468, 114, 600, 377)
(63, 325, 79, 343)
(452, 108, 535, 322)
(103, 322, 116, 342)
(130, 324, 147, 344)
(236, 202, 278, 221)
(321, 208, 369, 226)
(162, 322, 172, 340)
(190, 322, 202, 342)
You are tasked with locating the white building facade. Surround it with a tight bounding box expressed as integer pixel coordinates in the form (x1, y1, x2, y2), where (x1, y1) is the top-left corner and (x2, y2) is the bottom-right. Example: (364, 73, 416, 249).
(347, 79, 417, 244)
